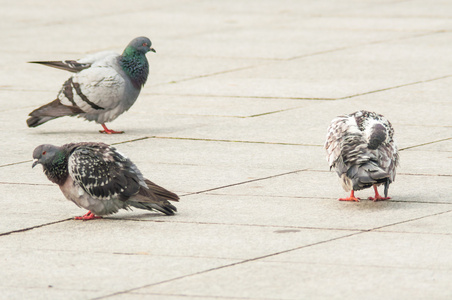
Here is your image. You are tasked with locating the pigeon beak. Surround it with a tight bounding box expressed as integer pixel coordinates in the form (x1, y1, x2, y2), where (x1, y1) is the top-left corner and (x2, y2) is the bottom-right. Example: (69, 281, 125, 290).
(150, 48, 156, 53)
(32, 159, 39, 168)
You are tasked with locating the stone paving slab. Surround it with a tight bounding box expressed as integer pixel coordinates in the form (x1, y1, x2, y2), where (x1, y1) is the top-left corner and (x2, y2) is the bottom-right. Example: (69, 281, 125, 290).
(0, 248, 236, 299)
(135, 258, 452, 300)
(1, 221, 351, 261)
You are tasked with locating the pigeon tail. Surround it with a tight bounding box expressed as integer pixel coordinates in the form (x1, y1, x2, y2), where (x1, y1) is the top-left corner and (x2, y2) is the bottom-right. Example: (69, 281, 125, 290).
(27, 99, 84, 127)
(347, 161, 390, 192)
(129, 179, 179, 215)
(129, 201, 177, 216)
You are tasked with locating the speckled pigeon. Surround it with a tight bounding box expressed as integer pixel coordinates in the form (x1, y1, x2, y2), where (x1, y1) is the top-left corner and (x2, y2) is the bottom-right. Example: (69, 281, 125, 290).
(32, 142, 179, 220)
(324, 110, 399, 201)
(27, 37, 155, 134)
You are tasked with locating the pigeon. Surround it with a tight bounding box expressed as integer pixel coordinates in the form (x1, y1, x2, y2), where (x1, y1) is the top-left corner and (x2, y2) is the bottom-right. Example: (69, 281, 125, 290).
(27, 37, 155, 134)
(324, 110, 399, 201)
(32, 142, 179, 220)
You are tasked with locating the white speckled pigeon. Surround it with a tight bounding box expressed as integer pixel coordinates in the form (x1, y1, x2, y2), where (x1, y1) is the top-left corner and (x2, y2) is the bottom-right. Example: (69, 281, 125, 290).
(325, 110, 399, 202)
(32, 142, 179, 220)
(27, 37, 155, 134)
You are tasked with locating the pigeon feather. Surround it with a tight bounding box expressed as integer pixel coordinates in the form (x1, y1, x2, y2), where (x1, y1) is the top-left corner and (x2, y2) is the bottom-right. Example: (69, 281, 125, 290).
(32, 142, 178, 218)
(325, 110, 399, 197)
(27, 37, 155, 133)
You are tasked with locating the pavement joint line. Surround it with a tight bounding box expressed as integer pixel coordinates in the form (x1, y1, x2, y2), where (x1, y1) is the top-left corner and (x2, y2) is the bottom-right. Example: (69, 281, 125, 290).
(337, 74, 452, 100)
(94, 208, 452, 299)
(110, 136, 152, 145)
(372, 229, 452, 236)
(259, 259, 452, 272)
(301, 169, 452, 177)
(0, 160, 33, 168)
(246, 106, 306, 118)
(92, 231, 362, 300)
(152, 136, 322, 147)
(397, 173, 451, 177)
(113, 218, 364, 232)
(0, 218, 72, 237)
(0, 137, 321, 169)
(167, 65, 261, 84)
(183, 169, 309, 196)
(132, 292, 290, 300)
(367, 208, 452, 232)
(203, 192, 332, 200)
(150, 93, 335, 101)
(399, 137, 452, 151)
(0, 181, 53, 186)
(166, 106, 308, 119)
(151, 73, 452, 101)
(201, 192, 452, 204)
(160, 31, 447, 88)
(286, 30, 447, 61)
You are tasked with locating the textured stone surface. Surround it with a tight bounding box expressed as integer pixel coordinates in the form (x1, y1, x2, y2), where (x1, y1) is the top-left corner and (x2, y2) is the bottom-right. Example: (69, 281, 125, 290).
(1, 1, 452, 299)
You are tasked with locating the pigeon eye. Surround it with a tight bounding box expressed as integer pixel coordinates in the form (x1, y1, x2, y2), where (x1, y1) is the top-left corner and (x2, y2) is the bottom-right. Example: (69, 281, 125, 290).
(42, 151, 46, 155)
(142, 43, 147, 46)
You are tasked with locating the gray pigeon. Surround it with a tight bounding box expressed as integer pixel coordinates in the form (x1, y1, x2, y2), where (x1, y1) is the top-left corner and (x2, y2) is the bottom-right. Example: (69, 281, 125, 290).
(324, 110, 399, 201)
(32, 142, 179, 220)
(27, 37, 155, 134)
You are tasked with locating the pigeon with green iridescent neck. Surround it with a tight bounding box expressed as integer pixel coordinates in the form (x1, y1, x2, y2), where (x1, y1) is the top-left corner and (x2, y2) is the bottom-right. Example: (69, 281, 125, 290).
(32, 142, 179, 220)
(27, 37, 155, 134)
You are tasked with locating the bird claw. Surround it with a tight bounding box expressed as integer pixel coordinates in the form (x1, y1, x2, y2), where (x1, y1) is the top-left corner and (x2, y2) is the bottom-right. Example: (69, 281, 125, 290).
(100, 124, 124, 134)
(368, 196, 391, 202)
(74, 211, 102, 220)
(99, 129, 124, 134)
(339, 196, 360, 202)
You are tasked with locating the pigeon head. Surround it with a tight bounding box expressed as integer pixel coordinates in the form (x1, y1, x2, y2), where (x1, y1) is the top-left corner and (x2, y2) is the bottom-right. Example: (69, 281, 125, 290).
(124, 37, 155, 55)
(32, 144, 62, 168)
(367, 123, 387, 150)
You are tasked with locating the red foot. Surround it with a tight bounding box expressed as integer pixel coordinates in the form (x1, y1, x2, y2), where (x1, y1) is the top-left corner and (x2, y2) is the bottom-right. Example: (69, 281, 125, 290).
(74, 211, 102, 220)
(368, 185, 391, 202)
(368, 195, 391, 201)
(339, 190, 360, 202)
(339, 196, 360, 202)
(99, 124, 124, 134)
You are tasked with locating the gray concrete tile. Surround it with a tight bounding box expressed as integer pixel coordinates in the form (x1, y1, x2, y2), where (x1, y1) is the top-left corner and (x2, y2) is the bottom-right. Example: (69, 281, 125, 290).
(156, 98, 451, 149)
(398, 150, 452, 176)
(136, 193, 451, 231)
(1, 220, 351, 260)
(138, 94, 306, 118)
(405, 140, 452, 152)
(212, 170, 452, 204)
(171, 27, 412, 60)
(376, 210, 452, 235)
(0, 247, 235, 298)
(2, 0, 452, 299)
(151, 32, 452, 99)
(134, 260, 452, 300)
(262, 231, 452, 269)
(0, 183, 80, 234)
(332, 0, 452, 19)
(0, 287, 92, 300)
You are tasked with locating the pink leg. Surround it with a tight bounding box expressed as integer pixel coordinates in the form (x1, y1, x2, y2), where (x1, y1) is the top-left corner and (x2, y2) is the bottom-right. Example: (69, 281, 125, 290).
(339, 190, 360, 202)
(99, 123, 124, 134)
(74, 211, 102, 220)
(368, 185, 391, 201)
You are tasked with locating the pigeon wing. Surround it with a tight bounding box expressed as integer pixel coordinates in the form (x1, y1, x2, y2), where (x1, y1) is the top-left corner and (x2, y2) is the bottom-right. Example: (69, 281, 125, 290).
(29, 51, 118, 73)
(68, 144, 143, 201)
(58, 56, 126, 114)
(29, 60, 92, 73)
(325, 115, 370, 174)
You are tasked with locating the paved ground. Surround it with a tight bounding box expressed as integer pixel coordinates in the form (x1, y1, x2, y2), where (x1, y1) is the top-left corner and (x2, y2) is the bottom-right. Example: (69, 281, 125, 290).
(1, 1, 452, 299)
